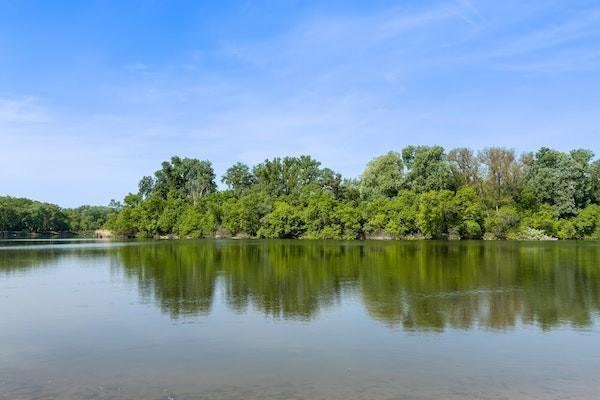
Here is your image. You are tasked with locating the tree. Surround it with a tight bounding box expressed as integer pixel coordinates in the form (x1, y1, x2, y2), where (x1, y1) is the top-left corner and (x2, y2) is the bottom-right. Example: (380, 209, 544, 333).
(258, 201, 305, 238)
(416, 190, 455, 239)
(524, 148, 594, 217)
(483, 206, 520, 240)
(385, 191, 418, 238)
(334, 203, 363, 239)
(253, 156, 323, 199)
(402, 146, 454, 192)
(360, 151, 404, 198)
(178, 206, 217, 238)
(157, 191, 187, 234)
(51, 146, 598, 241)
(448, 148, 481, 188)
(449, 186, 484, 239)
(221, 190, 272, 236)
(478, 147, 523, 211)
(319, 168, 344, 200)
(222, 162, 256, 197)
(138, 176, 154, 199)
(153, 156, 216, 203)
(303, 189, 341, 239)
(591, 159, 600, 203)
(574, 204, 600, 239)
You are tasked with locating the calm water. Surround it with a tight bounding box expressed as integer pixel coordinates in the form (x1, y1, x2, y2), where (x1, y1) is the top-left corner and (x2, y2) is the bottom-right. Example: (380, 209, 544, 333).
(1, 240, 599, 400)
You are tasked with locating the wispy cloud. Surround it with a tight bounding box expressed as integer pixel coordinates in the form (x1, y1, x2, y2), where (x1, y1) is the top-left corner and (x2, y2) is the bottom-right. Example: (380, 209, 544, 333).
(0, 95, 50, 124)
(493, 8, 600, 57)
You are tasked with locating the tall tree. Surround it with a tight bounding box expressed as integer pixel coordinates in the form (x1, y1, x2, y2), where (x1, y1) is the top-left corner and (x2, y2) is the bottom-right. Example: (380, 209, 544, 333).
(448, 147, 481, 188)
(137, 176, 154, 199)
(222, 162, 257, 197)
(360, 151, 404, 198)
(478, 147, 523, 211)
(524, 148, 594, 216)
(253, 155, 323, 199)
(402, 145, 454, 192)
(153, 156, 216, 203)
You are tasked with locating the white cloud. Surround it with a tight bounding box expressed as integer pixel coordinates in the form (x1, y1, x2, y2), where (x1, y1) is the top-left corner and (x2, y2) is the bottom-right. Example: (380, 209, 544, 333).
(0, 95, 50, 124)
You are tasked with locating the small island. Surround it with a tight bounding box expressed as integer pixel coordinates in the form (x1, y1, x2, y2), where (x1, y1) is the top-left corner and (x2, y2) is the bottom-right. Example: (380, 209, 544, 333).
(2, 145, 599, 241)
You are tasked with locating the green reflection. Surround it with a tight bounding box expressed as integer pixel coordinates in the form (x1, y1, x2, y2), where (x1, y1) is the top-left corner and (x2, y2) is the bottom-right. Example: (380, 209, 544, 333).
(2, 240, 599, 330)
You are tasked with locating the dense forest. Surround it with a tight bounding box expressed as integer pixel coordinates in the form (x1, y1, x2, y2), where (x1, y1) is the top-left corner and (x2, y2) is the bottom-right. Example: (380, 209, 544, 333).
(103, 146, 600, 240)
(0, 196, 115, 234)
(2, 146, 599, 240)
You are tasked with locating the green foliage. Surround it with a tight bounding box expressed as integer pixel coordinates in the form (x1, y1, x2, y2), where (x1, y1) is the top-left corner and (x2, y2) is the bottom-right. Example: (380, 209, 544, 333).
(302, 190, 341, 239)
(478, 147, 523, 211)
(334, 203, 363, 240)
(157, 191, 187, 234)
(484, 206, 520, 240)
(519, 204, 559, 238)
(450, 186, 484, 239)
(221, 190, 272, 236)
(152, 156, 216, 202)
(416, 190, 455, 239)
(363, 197, 393, 235)
(65, 205, 115, 231)
(524, 147, 595, 217)
(574, 204, 600, 239)
(178, 206, 217, 238)
(0, 196, 69, 233)
(509, 227, 555, 241)
(253, 155, 323, 199)
(222, 162, 256, 197)
(402, 145, 454, 193)
(360, 151, 403, 198)
(258, 201, 305, 239)
(385, 191, 418, 238)
(7, 146, 598, 241)
(448, 148, 481, 187)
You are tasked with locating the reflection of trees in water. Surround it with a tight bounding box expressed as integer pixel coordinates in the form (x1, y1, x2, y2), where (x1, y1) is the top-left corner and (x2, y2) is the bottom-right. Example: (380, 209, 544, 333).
(222, 242, 361, 319)
(359, 242, 600, 330)
(116, 242, 218, 318)
(3, 241, 600, 330)
(113, 241, 600, 330)
(115, 241, 361, 320)
(0, 245, 110, 274)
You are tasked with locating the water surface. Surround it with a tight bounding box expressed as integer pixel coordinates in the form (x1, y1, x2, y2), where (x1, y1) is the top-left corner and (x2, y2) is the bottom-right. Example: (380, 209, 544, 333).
(1, 240, 599, 399)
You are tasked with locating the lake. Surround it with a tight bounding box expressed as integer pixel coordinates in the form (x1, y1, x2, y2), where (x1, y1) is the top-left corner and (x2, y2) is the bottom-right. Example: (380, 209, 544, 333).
(1, 239, 599, 399)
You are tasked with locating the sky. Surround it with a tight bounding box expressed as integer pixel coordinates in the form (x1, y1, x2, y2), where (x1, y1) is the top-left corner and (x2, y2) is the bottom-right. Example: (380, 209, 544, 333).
(1, 0, 599, 207)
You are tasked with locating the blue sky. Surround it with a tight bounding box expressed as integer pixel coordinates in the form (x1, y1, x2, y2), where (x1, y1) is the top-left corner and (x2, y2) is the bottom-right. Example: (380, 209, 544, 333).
(1, 0, 599, 207)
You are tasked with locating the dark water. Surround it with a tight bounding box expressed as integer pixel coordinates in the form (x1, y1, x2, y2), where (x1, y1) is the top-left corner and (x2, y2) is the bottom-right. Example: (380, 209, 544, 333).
(1, 240, 599, 399)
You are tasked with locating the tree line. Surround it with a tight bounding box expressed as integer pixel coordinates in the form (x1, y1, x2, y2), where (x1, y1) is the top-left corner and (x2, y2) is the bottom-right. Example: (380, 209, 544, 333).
(0, 196, 115, 234)
(104, 146, 600, 240)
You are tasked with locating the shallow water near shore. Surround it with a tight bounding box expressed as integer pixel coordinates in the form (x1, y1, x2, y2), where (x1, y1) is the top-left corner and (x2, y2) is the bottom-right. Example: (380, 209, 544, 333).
(1, 239, 599, 399)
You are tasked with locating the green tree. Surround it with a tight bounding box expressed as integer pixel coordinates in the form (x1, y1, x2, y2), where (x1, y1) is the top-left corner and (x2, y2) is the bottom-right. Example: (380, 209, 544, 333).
(402, 146, 454, 192)
(178, 205, 217, 238)
(385, 191, 418, 238)
(450, 186, 484, 239)
(574, 204, 600, 239)
(483, 206, 520, 240)
(524, 148, 594, 216)
(416, 190, 455, 239)
(448, 148, 481, 188)
(253, 156, 322, 199)
(303, 190, 342, 239)
(222, 162, 257, 197)
(153, 156, 216, 203)
(478, 147, 523, 211)
(258, 201, 305, 238)
(360, 151, 404, 198)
